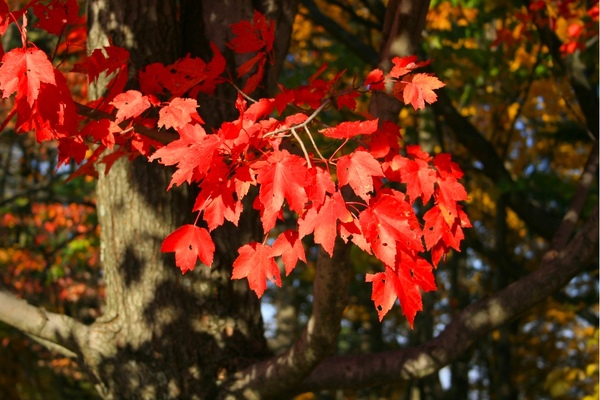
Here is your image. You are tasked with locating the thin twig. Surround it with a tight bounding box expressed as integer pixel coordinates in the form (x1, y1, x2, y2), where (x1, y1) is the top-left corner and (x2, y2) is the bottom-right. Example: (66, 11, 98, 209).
(290, 127, 312, 168)
(304, 125, 328, 165)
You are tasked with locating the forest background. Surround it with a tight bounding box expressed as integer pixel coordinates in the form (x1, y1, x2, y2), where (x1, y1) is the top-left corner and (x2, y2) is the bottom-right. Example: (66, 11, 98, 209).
(0, 0, 598, 399)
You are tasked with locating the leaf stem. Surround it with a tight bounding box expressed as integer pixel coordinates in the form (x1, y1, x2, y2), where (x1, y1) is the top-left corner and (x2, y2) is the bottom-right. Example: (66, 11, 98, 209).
(290, 127, 312, 168)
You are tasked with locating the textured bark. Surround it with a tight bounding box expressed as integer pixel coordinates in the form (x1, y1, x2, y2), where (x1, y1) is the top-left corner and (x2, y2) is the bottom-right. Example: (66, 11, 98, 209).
(81, 1, 295, 398)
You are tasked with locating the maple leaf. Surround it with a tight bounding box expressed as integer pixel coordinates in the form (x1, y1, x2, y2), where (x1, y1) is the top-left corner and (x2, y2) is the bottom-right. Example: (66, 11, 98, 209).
(359, 192, 423, 267)
(0, 1, 12, 36)
(0, 47, 56, 106)
(366, 265, 423, 327)
(435, 176, 468, 225)
(232, 242, 281, 298)
(149, 127, 221, 188)
(305, 166, 335, 208)
(396, 73, 445, 111)
(388, 55, 432, 78)
(161, 225, 215, 273)
(390, 153, 436, 204)
(271, 230, 306, 275)
(321, 119, 379, 139)
(158, 97, 201, 130)
(298, 191, 352, 256)
(73, 44, 129, 83)
(336, 91, 360, 110)
(192, 159, 241, 231)
(433, 153, 464, 179)
(364, 68, 385, 90)
(228, 10, 275, 54)
(424, 204, 470, 266)
(367, 121, 401, 159)
(339, 219, 371, 254)
(58, 136, 87, 166)
(255, 150, 309, 233)
(80, 119, 121, 149)
(32, 0, 81, 36)
(337, 151, 384, 202)
(110, 90, 151, 123)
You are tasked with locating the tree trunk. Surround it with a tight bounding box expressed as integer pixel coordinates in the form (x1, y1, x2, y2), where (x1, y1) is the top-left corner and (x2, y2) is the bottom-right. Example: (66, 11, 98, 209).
(80, 1, 296, 398)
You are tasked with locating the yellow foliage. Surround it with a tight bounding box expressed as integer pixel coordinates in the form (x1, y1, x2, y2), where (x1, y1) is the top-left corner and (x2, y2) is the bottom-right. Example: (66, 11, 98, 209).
(428, 3, 479, 31)
(294, 393, 316, 400)
(509, 46, 537, 72)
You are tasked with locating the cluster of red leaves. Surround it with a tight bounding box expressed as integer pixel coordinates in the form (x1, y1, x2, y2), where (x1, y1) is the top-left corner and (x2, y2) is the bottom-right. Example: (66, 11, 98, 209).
(498, 0, 599, 54)
(0, 5, 471, 326)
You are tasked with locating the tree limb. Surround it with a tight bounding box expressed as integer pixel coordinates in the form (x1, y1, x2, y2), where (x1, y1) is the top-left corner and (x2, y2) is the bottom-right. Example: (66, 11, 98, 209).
(289, 205, 598, 393)
(551, 139, 599, 250)
(0, 286, 90, 358)
(221, 240, 352, 399)
(300, 0, 379, 65)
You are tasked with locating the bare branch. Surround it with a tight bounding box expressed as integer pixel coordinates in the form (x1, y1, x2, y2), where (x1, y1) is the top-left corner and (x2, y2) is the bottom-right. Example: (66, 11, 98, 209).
(551, 139, 599, 250)
(289, 205, 599, 393)
(0, 286, 90, 358)
(221, 240, 352, 399)
(300, 0, 379, 65)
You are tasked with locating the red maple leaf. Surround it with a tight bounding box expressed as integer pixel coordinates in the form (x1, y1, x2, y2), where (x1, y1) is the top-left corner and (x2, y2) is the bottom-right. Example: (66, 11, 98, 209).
(161, 224, 215, 273)
(339, 219, 371, 254)
(149, 126, 221, 188)
(336, 91, 360, 110)
(0, 1, 14, 36)
(80, 119, 121, 149)
(390, 152, 436, 204)
(388, 55, 432, 79)
(321, 119, 379, 139)
(359, 192, 423, 267)
(73, 44, 129, 83)
(158, 97, 201, 130)
(110, 90, 151, 123)
(232, 242, 281, 298)
(435, 176, 468, 225)
(367, 121, 401, 159)
(365, 265, 423, 327)
(433, 153, 464, 179)
(192, 159, 241, 231)
(305, 166, 336, 208)
(396, 73, 445, 110)
(337, 151, 384, 202)
(0, 47, 56, 106)
(228, 10, 275, 53)
(32, 0, 81, 36)
(298, 191, 352, 256)
(364, 68, 385, 90)
(424, 204, 471, 266)
(255, 150, 309, 233)
(271, 230, 306, 275)
(141, 45, 225, 98)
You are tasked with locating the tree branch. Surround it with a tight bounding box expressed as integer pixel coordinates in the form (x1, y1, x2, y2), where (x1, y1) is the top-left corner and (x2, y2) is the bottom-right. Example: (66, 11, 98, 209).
(289, 205, 598, 393)
(221, 240, 352, 399)
(0, 286, 90, 358)
(300, 0, 379, 65)
(550, 139, 599, 250)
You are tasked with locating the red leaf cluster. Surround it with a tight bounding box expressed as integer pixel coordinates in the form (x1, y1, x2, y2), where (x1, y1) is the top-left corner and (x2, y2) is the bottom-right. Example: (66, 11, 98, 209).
(0, 7, 471, 327)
